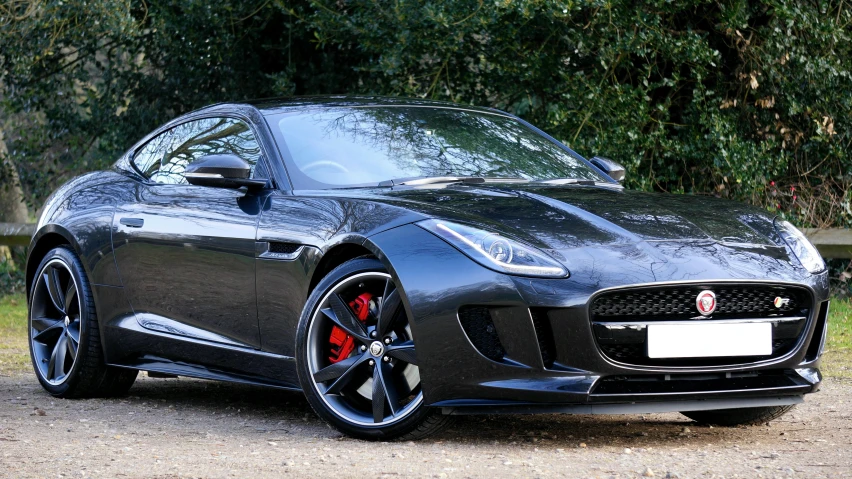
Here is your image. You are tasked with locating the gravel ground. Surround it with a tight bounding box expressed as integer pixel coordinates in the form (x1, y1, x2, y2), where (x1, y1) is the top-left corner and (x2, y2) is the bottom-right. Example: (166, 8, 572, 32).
(1, 372, 850, 479)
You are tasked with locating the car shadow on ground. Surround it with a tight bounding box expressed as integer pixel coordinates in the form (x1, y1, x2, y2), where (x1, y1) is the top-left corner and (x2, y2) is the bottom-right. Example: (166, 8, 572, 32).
(117, 376, 768, 449)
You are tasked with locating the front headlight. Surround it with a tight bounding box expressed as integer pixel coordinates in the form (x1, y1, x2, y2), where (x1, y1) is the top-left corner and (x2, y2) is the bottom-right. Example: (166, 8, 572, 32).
(775, 220, 825, 274)
(416, 219, 569, 278)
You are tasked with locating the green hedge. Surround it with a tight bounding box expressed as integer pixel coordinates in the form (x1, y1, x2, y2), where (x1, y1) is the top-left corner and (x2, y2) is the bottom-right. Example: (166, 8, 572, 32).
(2, 0, 850, 229)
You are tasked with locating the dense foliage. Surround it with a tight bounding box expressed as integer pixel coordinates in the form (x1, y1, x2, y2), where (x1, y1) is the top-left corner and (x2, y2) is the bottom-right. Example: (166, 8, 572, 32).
(2, 0, 849, 228)
(0, 1, 849, 217)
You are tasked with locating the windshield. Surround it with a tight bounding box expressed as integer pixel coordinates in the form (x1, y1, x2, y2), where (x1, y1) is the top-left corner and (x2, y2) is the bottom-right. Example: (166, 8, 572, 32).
(269, 107, 605, 189)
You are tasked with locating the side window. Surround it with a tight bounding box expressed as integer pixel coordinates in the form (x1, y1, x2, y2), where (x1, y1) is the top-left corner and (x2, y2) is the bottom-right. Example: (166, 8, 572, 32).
(134, 117, 263, 185)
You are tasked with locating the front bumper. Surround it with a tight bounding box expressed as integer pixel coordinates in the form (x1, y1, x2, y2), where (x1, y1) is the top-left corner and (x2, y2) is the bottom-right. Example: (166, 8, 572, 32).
(365, 224, 829, 410)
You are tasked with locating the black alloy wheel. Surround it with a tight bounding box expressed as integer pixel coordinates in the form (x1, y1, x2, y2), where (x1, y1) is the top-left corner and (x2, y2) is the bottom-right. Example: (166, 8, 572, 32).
(30, 258, 81, 385)
(28, 247, 138, 398)
(297, 257, 451, 440)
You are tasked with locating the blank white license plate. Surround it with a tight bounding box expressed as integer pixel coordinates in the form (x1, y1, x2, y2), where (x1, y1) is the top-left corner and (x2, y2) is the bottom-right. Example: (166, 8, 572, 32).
(647, 323, 772, 359)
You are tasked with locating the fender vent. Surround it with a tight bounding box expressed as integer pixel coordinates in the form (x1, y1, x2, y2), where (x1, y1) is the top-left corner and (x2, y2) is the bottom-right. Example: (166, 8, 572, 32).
(458, 306, 505, 362)
(268, 242, 301, 254)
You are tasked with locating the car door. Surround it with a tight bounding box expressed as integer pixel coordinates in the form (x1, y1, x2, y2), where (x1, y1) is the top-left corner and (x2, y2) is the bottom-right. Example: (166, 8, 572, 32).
(112, 117, 269, 349)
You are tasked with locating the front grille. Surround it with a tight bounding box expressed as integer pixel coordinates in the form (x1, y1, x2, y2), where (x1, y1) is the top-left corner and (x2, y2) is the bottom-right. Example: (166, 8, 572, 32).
(593, 286, 809, 319)
(591, 284, 812, 367)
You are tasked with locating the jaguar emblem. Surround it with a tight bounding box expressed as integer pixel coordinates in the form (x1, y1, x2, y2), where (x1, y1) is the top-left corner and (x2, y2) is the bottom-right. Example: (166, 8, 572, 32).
(695, 290, 717, 316)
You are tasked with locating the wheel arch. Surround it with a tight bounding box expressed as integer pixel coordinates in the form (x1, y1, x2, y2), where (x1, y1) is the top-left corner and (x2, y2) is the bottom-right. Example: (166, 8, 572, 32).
(308, 242, 377, 297)
(26, 226, 78, 301)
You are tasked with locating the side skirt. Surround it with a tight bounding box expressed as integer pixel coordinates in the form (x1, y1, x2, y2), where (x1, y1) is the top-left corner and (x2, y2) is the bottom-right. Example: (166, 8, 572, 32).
(110, 357, 302, 391)
(103, 315, 301, 390)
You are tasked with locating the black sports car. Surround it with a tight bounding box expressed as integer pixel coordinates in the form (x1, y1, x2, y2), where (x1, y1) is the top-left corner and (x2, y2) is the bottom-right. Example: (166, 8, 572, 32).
(26, 96, 829, 440)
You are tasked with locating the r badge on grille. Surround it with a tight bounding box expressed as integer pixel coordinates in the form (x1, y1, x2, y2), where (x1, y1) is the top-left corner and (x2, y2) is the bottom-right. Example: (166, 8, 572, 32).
(695, 290, 716, 316)
(773, 296, 790, 308)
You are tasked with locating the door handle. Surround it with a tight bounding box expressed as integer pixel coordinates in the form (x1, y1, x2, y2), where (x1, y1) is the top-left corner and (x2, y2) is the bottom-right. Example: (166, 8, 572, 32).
(120, 217, 144, 228)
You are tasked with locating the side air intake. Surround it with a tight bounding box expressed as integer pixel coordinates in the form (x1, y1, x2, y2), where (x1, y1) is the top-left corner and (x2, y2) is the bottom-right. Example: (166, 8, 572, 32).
(458, 306, 505, 362)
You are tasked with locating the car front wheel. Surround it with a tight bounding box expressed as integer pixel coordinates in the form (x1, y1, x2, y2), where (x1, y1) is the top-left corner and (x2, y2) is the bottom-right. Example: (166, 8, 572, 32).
(296, 257, 452, 440)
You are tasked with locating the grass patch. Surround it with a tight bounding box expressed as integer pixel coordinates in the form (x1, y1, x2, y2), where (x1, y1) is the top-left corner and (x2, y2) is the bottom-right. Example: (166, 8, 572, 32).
(0, 294, 29, 376)
(823, 298, 852, 378)
(0, 294, 850, 378)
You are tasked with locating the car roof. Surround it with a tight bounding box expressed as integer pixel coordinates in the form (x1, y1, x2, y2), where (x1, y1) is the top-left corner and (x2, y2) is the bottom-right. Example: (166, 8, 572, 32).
(234, 95, 507, 116)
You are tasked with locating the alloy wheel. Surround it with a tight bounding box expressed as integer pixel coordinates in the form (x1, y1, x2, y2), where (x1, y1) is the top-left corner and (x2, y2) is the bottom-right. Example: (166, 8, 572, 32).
(30, 259, 82, 385)
(307, 272, 422, 426)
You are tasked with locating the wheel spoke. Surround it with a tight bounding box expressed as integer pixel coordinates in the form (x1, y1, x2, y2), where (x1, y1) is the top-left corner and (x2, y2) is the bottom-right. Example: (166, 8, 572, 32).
(65, 331, 78, 358)
(66, 320, 80, 344)
(371, 364, 387, 422)
(381, 278, 393, 307)
(48, 334, 67, 380)
(376, 289, 401, 337)
(314, 354, 362, 383)
(323, 354, 370, 395)
(326, 294, 369, 341)
(386, 341, 418, 366)
(379, 361, 399, 417)
(32, 318, 64, 343)
(44, 267, 66, 315)
(64, 283, 77, 315)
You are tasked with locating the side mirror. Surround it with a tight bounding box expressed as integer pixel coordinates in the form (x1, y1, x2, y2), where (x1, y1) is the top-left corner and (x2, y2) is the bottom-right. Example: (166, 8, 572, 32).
(184, 154, 268, 189)
(589, 156, 626, 182)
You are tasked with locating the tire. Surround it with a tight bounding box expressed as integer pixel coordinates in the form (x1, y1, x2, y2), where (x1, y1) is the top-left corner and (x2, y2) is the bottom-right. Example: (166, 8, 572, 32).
(681, 405, 795, 426)
(296, 257, 452, 440)
(28, 246, 138, 398)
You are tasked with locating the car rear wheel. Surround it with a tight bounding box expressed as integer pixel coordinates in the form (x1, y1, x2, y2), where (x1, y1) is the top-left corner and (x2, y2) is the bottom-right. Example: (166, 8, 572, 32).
(296, 257, 452, 440)
(681, 405, 795, 426)
(28, 246, 138, 398)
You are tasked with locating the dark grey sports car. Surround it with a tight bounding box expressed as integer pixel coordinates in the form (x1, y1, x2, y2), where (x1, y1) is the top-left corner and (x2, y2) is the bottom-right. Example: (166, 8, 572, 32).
(26, 96, 828, 440)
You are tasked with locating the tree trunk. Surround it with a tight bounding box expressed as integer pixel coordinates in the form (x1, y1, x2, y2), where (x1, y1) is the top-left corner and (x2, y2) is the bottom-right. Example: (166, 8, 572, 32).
(0, 128, 28, 223)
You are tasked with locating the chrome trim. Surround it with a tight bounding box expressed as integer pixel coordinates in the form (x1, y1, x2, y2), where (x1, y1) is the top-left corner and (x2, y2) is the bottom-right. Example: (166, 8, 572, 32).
(593, 316, 806, 330)
(258, 244, 304, 261)
(135, 312, 248, 348)
(586, 279, 818, 373)
(184, 172, 225, 179)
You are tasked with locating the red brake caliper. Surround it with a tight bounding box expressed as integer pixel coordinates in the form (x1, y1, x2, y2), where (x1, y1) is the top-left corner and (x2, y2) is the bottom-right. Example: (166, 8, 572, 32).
(328, 292, 373, 363)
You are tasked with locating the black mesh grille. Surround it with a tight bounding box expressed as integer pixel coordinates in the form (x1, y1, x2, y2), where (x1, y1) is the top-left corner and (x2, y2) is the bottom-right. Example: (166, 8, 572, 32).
(458, 306, 505, 362)
(268, 242, 301, 254)
(591, 370, 807, 397)
(593, 285, 810, 320)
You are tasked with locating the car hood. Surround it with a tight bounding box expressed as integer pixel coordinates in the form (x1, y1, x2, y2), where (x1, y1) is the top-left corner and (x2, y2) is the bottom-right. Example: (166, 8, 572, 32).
(345, 183, 809, 283)
(358, 183, 783, 251)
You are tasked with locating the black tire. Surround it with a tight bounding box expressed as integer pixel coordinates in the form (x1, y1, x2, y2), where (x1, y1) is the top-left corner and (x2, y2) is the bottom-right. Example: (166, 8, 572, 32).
(28, 246, 138, 398)
(296, 257, 452, 440)
(681, 405, 795, 426)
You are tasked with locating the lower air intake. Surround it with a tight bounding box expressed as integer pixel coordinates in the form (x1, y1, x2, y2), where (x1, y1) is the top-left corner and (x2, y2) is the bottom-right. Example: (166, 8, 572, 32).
(458, 306, 505, 362)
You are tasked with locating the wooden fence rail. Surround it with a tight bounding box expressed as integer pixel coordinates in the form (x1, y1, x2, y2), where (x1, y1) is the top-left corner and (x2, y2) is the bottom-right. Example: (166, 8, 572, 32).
(2, 222, 851, 258)
(0, 223, 35, 248)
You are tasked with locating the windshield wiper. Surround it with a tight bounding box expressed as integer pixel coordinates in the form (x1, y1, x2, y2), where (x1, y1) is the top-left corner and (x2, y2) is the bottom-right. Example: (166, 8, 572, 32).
(534, 178, 599, 185)
(378, 176, 533, 187)
(378, 176, 484, 187)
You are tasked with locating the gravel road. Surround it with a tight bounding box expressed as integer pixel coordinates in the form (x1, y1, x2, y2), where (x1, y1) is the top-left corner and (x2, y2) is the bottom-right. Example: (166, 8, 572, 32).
(1, 372, 850, 478)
